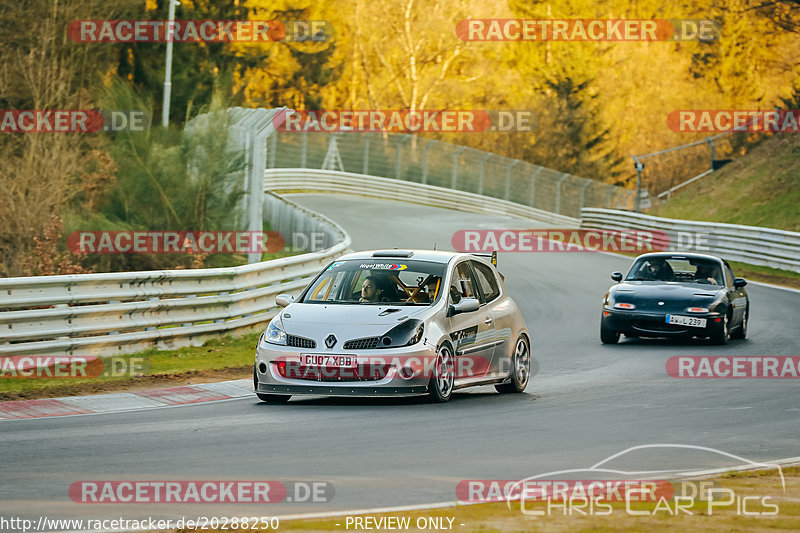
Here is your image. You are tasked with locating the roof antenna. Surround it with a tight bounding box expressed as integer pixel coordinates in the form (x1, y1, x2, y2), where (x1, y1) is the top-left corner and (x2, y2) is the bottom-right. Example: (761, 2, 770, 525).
(433, 242, 437, 250)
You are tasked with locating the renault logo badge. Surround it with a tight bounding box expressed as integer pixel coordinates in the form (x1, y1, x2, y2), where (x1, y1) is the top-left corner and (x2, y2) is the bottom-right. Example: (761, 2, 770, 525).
(325, 334, 337, 348)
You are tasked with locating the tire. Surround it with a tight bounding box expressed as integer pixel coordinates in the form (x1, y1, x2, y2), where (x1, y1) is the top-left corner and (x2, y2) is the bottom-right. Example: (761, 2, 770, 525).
(496, 335, 531, 393)
(254, 366, 291, 403)
(710, 313, 730, 345)
(428, 343, 455, 403)
(730, 307, 748, 340)
(256, 393, 291, 403)
(601, 318, 620, 344)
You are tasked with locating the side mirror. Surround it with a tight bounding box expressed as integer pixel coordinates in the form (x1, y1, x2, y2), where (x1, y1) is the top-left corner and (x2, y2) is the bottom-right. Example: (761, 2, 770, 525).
(447, 297, 480, 317)
(275, 294, 295, 308)
(611, 272, 623, 282)
(734, 278, 747, 289)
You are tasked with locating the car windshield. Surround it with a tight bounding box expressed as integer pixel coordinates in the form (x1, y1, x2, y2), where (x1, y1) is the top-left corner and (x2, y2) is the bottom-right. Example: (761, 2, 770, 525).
(625, 257, 724, 285)
(300, 259, 447, 305)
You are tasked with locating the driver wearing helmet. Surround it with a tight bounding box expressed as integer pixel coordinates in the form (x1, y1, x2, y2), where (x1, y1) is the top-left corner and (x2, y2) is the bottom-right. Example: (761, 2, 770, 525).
(642, 258, 674, 281)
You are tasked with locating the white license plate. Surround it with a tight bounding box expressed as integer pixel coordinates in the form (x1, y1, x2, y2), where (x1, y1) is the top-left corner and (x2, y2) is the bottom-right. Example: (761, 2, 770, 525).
(301, 354, 356, 368)
(666, 314, 707, 328)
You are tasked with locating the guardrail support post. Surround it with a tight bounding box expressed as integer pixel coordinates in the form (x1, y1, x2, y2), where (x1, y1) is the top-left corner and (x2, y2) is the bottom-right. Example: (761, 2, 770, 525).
(363, 135, 370, 175)
(478, 153, 491, 195)
(300, 131, 308, 168)
(578, 180, 591, 215)
(706, 136, 715, 171)
(396, 136, 410, 180)
(606, 186, 615, 209)
(529, 167, 542, 207)
(421, 139, 435, 184)
(504, 160, 519, 201)
(451, 147, 466, 190)
(555, 173, 569, 215)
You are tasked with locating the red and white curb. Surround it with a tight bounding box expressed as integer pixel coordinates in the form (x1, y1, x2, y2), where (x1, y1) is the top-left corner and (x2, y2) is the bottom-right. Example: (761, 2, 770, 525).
(0, 379, 253, 420)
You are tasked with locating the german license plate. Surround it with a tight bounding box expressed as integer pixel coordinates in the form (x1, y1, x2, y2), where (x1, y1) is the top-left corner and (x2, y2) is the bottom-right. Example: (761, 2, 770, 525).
(301, 354, 356, 367)
(666, 314, 707, 328)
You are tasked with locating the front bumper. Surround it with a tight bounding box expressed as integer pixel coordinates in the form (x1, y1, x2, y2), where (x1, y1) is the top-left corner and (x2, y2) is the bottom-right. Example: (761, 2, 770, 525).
(602, 308, 723, 337)
(255, 383, 428, 397)
(254, 340, 437, 396)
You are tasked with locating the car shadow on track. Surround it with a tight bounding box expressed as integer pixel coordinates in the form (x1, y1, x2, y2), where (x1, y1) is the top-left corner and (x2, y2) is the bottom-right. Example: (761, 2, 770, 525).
(253, 390, 538, 407)
(608, 335, 748, 347)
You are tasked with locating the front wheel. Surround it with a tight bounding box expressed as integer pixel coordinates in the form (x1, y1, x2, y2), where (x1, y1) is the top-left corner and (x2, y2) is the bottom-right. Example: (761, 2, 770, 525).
(730, 308, 748, 340)
(710, 313, 730, 345)
(601, 318, 620, 344)
(428, 344, 455, 403)
(496, 336, 531, 393)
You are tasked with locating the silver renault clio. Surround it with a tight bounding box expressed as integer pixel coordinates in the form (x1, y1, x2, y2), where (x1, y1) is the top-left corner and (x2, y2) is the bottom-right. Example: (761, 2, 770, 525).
(253, 250, 531, 403)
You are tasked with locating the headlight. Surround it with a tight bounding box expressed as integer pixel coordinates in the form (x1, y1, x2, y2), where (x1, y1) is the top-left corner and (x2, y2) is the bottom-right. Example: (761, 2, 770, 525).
(265, 315, 287, 345)
(379, 320, 424, 348)
(408, 323, 425, 345)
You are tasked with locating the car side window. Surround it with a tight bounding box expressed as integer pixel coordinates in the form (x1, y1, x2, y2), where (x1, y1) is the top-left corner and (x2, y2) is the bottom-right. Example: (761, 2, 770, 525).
(724, 263, 735, 287)
(450, 262, 477, 303)
(471, 261, 500, 303)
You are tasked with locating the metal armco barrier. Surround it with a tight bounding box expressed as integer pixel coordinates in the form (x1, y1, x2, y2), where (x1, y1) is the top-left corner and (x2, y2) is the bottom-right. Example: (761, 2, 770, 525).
(0, 194, 351, 357)
(264, 168, 581, 227)
(581, 208, 800, 273)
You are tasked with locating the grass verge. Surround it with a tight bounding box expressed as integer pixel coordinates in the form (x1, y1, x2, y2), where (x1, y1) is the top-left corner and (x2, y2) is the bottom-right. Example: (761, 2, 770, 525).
(0, 333, 260, 402)
(727, 260, 800, 290)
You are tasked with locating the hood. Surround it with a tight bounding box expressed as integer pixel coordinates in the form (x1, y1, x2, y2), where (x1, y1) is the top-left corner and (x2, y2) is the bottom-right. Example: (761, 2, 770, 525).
(611, 281, 723, 313)
(278, 303, 432, 346)
(284, 303, 430, 325)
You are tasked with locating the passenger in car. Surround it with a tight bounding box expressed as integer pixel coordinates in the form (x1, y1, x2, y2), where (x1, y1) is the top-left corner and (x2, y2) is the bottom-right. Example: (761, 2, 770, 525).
(694, 264, 720, 285)
(411, 277, 440, 303)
